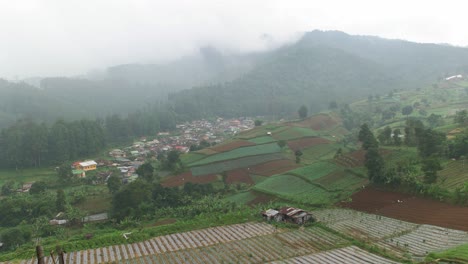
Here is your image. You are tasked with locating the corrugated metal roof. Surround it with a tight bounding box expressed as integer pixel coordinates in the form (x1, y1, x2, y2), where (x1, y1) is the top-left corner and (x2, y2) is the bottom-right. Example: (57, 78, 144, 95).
(279, 207, 307, 217)
(79, 160, 97, 166)
(263, 209, 279, 217)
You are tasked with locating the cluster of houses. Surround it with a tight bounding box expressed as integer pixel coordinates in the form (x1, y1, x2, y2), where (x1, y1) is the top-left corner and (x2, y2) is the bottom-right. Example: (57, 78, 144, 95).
(175, 117, 254, 147)
(262, 207, 315, 225)
(99, 117, 253, 183)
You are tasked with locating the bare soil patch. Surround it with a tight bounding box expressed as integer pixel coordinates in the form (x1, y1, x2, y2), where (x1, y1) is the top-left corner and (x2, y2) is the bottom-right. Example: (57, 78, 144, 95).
(247, 192, 277, 206)
(161, 171, 217, 187)
(249, 159, 298, 176)
(287, 137, 330, 152)
(152, 218, 177, 227)
(226, 169, 254, 185)
(292, 114, 340, 130)
(340, 187, 468, 231)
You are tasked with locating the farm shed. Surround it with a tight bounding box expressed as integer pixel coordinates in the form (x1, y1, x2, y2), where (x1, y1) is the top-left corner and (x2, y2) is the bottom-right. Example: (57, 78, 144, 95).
(262, 209, 281, 221)
(262, 207, 315, 224)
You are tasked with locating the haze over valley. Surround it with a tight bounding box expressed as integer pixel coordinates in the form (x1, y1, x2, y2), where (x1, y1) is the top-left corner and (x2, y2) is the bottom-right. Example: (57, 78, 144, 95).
(1, 1, 468, 263)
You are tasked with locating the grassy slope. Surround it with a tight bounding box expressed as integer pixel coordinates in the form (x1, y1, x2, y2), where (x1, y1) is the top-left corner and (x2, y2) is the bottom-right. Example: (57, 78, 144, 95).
(428, 243, 468, 262)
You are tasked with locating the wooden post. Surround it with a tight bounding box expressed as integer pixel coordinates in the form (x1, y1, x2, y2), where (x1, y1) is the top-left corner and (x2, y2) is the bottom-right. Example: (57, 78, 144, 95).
(56, 245, 65, 264)
(36, 246, 45, 264)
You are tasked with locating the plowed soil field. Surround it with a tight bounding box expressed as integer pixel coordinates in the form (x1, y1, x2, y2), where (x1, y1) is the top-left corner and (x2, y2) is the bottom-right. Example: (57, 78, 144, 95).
(161, 171, 217, 187)
(341, 187, 468, 231)
(287, 137, 330, 151)
(249, 159, 298, 176)
(291, 114, 340, 130)
(226, 168, 254, 184)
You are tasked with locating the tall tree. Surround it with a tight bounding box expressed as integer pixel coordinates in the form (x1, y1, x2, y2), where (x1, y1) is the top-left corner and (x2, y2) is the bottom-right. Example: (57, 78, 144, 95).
(136, 162, 155, 182)
(298, 105, 308, 119)
(107, 175, 122, 194)
(377, 126, 392, 145)
(56, 189, 67, 212)
(422, 157, 442, 184)
(393, 128, 402, 146)
(358, 123, 378, 150)
(417, 128, 446, 158)
(365, 147, 385, 184)
(402, 105, 414, 117)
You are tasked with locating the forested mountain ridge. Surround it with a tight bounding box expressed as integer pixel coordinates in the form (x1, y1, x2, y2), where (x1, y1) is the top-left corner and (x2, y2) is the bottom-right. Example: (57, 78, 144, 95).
(169, 31, 468, 118)
(3, 31, 468, 129)
(107, 46, 263, 87)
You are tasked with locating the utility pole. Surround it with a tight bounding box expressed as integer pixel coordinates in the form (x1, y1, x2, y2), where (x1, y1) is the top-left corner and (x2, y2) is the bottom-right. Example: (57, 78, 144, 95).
(56, 245, 65, 264)
(36, 246, 45, 264)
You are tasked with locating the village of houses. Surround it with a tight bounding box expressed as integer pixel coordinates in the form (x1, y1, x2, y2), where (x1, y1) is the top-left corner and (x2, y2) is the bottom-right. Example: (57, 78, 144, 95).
(44, 118, 256, 225)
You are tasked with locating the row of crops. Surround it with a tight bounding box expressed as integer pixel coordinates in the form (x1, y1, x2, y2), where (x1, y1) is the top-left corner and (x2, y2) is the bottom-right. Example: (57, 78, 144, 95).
(314, 209, 418, 240)
(121, 227, 348, 264)
(189, 142, 281, 166)
(288, 161, 337, 182)
(438, 160, 468, 190)
(190, 153, 284, 176)
(13, 224, 355, 264)
(252, 174, 334, 205)
(314, 208, 468, 260)
(378, 224, 468, 257)
(252, 162, 366, 205)
(269, 246, 401, 264)
(16, 222, 276, 264)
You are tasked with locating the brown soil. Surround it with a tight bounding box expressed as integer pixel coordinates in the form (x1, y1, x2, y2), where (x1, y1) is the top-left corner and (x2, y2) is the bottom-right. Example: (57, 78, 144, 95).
(340, 187, 468, 231)
(250, 159, 299, 176)
(226, 169, 254, 185)
(287, 137, 330, 152)
(151, 218, 177, 227)
(210, 140, 256, 152)
(161, 171, 218, 187)
(291, 114, 340, 130)
(247, 192, 277, 206)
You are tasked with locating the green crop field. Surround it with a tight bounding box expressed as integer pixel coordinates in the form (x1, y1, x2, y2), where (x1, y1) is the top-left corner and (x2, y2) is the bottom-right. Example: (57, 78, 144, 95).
(189, 142, 281, 166)
(181, 152, 206, 164)
(237, 125, 287, 139)
(301, 143, 341, 163)
(439, 160, 468, 190)
(272, 126, 318, 140)
(248, 136, 277, 144)
(313, 170, 367, 191)
(0, 167, 57, 186)
(253, 174, 333, 205)
(288, 161, 338, 182)
(190, 153, 284, 176)
(428, 243, 468, 262)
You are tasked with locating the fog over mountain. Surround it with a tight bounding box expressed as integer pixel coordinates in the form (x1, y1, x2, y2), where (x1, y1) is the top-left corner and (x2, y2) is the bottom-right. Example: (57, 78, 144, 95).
(2, 0, 468, 79)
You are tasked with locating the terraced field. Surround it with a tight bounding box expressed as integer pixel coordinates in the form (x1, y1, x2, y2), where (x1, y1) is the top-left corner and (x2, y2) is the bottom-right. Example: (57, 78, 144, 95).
(314, 208, 468, 261)
(252, 174, 334, 204)
(248, 136, 277, 144)
(314, 209, 418, 241)
(189, 142, 281, 166)
(438, 160, 468, 190)
(11, 223, 359, 264)
(288, 161, 338, 182)
(377, 224, 468, 257)
(190, 153, 284, 176)
(269, 246, 400, 264)
(272, 126, 319, 140)
(286, 136, 330, 151)
(314, 170, 367, 191)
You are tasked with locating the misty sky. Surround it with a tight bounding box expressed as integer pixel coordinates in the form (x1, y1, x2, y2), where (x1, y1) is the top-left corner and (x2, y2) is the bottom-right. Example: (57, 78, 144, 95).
(2, 0, 468, 78)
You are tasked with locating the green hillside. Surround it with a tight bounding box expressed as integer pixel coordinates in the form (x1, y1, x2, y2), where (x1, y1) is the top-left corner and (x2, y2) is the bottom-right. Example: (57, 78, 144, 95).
(170, 31, 468, 118)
